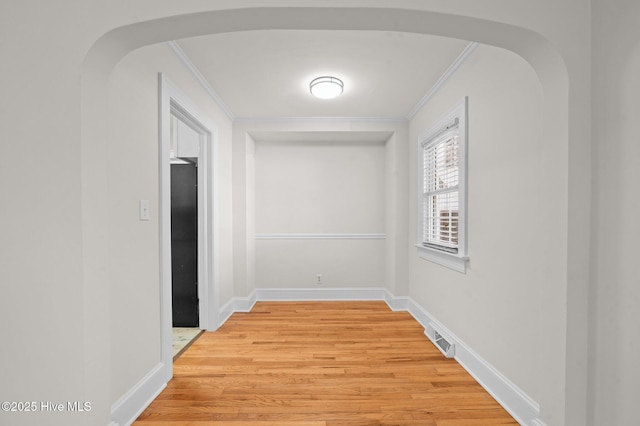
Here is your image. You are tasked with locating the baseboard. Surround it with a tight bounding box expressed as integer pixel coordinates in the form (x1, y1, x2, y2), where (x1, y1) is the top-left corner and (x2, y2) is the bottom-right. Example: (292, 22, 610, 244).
(219, 291, 257, 325)
(110, 362, 167, 426)
(254, 287, 389, 301)
(406, 298, 542, 426)
(234, 290, 257, 312)
(384, 292, 410, 311)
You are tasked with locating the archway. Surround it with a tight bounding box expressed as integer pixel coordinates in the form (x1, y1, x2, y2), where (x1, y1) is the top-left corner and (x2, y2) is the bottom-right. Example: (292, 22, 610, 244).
(80, 7, 578, 426)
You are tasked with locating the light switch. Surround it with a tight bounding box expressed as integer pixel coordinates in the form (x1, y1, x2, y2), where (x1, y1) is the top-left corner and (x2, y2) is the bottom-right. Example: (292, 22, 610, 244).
(139, 200, 150, 221)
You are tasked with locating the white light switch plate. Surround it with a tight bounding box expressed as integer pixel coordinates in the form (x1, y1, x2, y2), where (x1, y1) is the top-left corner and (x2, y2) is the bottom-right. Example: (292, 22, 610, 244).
(139, 200, 150, 221)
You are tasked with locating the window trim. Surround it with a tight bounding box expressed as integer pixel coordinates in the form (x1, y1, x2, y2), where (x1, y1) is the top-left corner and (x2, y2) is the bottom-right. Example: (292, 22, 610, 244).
(417, 96, 468, 273)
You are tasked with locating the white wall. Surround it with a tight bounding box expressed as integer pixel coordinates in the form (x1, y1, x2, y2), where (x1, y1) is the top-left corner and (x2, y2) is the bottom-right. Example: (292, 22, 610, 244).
(106, 42, 234, 404)
(385, 131, 411, 297)
(0, 2, 86, 424)
(255, 141, 386, 235)
(233, 121, 408, 297)
(590, 1, 640, 424)
(254, 140, 386, 288)
(232, 131, 256, 299)
(408, 44, 566, 423)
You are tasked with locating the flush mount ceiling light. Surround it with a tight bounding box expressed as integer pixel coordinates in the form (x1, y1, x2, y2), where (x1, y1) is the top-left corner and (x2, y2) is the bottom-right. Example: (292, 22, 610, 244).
(309, 76, 344, 99)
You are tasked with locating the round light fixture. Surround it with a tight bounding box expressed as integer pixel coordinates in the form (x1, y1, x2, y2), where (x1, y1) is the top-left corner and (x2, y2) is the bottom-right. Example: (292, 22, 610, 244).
(309, 76, 344, 99)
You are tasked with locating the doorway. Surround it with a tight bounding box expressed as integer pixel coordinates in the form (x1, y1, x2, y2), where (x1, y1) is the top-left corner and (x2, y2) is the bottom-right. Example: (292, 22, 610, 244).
(159, 74, 220, 372)
(168, 110, 205, 360)
(171, 161, 199, 327)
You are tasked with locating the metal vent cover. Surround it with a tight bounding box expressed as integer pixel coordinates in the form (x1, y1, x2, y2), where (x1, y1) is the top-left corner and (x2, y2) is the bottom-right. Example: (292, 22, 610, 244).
(425, 323, 455, 358)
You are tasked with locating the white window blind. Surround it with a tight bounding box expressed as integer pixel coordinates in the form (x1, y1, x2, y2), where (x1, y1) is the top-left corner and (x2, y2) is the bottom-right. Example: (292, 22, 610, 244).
(422, 120, 460, 253)
(416, 96, 467, 273)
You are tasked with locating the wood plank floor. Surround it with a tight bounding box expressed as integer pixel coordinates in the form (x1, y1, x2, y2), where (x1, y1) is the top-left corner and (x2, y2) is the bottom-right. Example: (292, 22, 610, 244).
(134, 301, 517, 425)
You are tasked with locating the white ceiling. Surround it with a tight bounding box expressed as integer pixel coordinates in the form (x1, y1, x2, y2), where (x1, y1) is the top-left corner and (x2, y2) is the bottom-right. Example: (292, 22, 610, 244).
(174, 30, 471, 120)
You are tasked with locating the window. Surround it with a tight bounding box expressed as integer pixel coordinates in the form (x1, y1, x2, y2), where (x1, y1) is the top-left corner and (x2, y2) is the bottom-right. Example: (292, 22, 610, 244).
(417, 97, 468, 273)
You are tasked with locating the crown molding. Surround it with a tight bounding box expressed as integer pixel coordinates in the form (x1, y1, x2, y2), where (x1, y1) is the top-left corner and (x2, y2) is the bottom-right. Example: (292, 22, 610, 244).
(406, 42, 479, 120)
(169, 39, 478, 124)
(167, 41, 235, 121)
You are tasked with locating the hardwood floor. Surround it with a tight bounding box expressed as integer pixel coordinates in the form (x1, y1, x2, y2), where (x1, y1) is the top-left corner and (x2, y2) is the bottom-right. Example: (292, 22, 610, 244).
(135, 301, 517, 425)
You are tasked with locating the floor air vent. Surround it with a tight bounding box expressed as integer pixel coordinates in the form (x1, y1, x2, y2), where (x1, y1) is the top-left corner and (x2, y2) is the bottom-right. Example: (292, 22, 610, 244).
(425, 323, 455, 358)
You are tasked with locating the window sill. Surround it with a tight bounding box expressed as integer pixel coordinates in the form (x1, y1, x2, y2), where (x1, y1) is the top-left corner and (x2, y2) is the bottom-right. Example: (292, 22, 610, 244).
(415, 244, 468, 273)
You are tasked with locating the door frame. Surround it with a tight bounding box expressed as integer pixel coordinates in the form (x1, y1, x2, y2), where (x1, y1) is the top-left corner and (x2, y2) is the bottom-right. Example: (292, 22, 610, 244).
(158, 73, 219, 378)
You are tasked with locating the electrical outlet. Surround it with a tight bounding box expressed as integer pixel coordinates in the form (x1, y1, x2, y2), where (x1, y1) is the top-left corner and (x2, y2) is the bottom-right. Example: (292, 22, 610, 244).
(316, 274, 322, 285)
